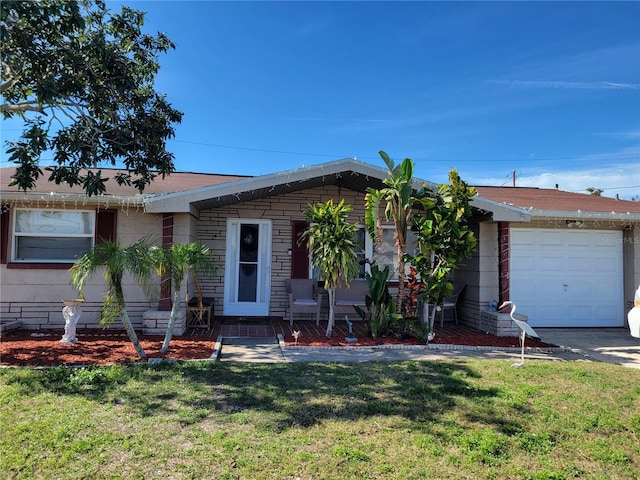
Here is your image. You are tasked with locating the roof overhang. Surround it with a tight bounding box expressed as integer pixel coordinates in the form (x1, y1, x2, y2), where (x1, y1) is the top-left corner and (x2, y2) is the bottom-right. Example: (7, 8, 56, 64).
(4, 161, 638, 227)
(471, 197, 533, 222)
(472, 196, 640, 224)
(0, 190, 146, 211)
(144, 158, 435, 214)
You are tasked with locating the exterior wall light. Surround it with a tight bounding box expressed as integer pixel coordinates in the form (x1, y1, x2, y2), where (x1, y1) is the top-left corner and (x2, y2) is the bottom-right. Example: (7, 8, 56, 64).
(566, 220, 586, 229)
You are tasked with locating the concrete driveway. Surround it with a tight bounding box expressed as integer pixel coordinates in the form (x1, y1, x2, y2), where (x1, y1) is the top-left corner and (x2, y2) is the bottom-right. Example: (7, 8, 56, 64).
(536, 328, 640, 369)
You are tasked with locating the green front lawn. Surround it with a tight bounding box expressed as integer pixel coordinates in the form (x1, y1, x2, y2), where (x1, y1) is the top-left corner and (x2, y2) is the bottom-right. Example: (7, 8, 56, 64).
(1, 359, 639, 479)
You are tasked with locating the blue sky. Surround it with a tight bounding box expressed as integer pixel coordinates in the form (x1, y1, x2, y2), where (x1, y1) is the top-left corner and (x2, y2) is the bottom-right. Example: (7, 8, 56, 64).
(2, 1, 639, 199)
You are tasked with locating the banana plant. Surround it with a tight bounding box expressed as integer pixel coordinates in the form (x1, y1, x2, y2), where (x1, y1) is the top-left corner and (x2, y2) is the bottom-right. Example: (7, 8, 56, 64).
(365, 151, 422, 315)
(353, 264, 401, 338)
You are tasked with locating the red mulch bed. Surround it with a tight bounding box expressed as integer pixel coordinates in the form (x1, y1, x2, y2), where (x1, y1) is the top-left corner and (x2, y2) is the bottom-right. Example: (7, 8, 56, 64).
(1, 328, 556, 367)
(0, 329, 218, 367)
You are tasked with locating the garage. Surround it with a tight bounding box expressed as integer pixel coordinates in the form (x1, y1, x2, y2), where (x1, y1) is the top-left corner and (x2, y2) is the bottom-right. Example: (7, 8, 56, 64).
(510, 228, 624, 327)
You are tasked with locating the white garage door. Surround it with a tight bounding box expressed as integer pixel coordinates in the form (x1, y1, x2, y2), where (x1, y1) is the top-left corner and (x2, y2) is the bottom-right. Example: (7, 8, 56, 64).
(510, 228, 623, 327)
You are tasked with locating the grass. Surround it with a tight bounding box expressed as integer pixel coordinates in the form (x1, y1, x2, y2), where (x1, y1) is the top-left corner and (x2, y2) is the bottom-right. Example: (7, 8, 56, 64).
(1, 359, 639, 479)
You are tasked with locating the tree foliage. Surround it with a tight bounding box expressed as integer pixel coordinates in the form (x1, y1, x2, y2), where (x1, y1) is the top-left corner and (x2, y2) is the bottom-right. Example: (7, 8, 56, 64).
(70, 238, 157, 359)
(149, 242, 217, 354)
(1, 0, 183, 196)
(300, 199, 360, 337)
(407, 169, 477, 330)
(365, 150, 419, 315)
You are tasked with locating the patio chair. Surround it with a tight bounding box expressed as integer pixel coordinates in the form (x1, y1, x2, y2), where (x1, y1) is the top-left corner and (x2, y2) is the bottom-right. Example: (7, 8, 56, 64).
(285, 278, 324, 327)
(438, 283, 466, 328)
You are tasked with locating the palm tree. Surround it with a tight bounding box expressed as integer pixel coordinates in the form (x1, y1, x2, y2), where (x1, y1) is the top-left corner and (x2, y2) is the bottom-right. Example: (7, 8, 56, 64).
(300, 199, 360, 337)
(149, 242, 217, 353)
(70, 239, 155, 360)
(365, 150, 418, 315)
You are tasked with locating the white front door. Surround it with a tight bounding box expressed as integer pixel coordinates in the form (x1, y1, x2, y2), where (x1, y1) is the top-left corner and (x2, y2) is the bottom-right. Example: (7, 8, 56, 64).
(510, 228, 623, 327)
(223, 219, 272, 316)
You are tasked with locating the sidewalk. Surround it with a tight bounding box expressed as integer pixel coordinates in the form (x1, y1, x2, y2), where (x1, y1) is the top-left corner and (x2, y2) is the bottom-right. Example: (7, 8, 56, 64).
(218, 337, 285, 363)
(214, 328, 640, 369)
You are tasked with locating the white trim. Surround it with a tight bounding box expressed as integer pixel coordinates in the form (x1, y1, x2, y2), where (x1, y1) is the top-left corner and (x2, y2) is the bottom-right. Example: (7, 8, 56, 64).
(223, 219, 272, 316)
(11, 208, 95, 263)
(471, 196, 640, 223)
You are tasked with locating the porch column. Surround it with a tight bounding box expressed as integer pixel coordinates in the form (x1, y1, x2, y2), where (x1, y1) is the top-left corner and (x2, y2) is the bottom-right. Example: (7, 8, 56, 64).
(158, 213, 174, 311)
(498, 222, 510, 307)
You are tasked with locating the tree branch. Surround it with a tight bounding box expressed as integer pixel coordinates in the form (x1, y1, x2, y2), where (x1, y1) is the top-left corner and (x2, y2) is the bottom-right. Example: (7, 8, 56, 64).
(1, 99, 92, 116)
(0, 76, 22, 94)
(1, 62, 24, 93)
(0, 102, 45, 115)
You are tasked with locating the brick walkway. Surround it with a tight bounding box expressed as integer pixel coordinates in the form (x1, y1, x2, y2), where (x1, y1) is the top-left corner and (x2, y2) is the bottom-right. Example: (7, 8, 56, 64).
(187, 316, 481, 340)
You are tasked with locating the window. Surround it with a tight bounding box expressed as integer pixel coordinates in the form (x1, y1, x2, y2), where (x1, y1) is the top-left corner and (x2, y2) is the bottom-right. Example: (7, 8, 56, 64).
(12, 209, 95, 263)
(360, 226, 417, 280)
(309, 225, 417, 280)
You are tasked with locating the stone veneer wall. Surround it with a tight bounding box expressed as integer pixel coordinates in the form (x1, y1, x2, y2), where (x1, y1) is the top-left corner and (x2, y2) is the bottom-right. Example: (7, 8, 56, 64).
(1, 300, 155, 331)
(195, 185, 371, 321)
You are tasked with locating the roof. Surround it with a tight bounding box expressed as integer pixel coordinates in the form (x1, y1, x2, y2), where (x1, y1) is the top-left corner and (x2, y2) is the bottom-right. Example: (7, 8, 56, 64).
(2, 163, 638, 224)
(0, 159, 435, 215)
(144, 158, 433, 214)
(0, 166, 249, 196)
(473, 186, 640, 222)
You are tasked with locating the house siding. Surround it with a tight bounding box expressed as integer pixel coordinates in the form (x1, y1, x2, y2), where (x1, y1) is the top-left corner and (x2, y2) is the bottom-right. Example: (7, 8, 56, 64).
(0, 207, 160, 330)
(448, 221, 498, 331)
(4, 174, 637, 333)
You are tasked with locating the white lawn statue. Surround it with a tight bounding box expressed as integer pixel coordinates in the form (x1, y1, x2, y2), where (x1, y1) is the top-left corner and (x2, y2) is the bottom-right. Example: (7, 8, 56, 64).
(628, 286, 640, 339)
(345, 316, 358, 343)
(60, 299, 84, 344)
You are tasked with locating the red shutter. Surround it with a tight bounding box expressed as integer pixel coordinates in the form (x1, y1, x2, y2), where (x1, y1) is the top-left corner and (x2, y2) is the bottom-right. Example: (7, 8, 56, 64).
(291, 220, 309, 279)
(158, 213, 174, 311)
(0, 206, 9, 264)
(498, 221, 510, 306)
(95, 209, 117, 244)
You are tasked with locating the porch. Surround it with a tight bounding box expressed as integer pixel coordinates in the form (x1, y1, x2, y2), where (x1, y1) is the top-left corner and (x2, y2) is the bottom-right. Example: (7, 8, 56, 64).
(185, 316, 548, 349)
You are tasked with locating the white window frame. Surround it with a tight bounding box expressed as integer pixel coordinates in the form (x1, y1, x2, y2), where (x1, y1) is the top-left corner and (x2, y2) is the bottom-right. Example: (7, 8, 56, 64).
(12, 208, 95, 263)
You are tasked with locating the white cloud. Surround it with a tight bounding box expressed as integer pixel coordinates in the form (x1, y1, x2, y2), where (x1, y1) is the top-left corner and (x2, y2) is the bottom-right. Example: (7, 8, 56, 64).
(470, 162, 640, 200)
(493, 80, 640, 90)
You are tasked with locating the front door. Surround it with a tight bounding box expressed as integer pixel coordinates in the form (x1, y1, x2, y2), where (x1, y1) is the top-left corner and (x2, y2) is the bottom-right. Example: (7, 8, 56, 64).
(223, 219, 272, 316)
